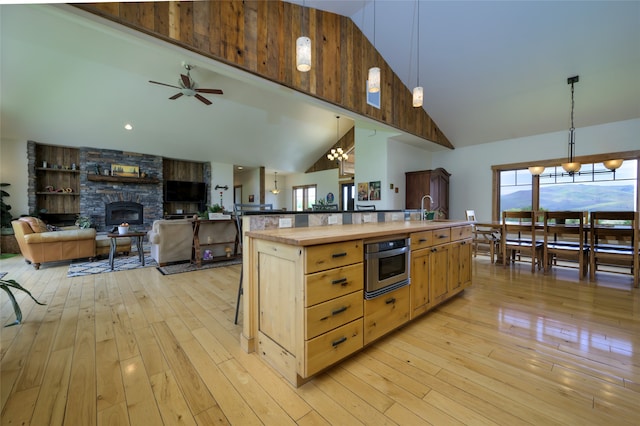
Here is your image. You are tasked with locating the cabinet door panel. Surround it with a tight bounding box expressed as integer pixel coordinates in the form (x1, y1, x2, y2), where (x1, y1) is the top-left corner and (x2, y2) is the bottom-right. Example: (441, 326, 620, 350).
(411, 248, 430, 318)
(305, 263, 363, 307)
(364, 285, 410, 345)
(305, 291, 363, 339)
(304, 319, 363, 377)
(430, 245, 449, 304)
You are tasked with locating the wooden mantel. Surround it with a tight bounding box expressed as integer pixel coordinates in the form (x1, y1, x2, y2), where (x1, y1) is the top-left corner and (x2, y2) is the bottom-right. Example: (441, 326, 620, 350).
(76, 1, 454, 150)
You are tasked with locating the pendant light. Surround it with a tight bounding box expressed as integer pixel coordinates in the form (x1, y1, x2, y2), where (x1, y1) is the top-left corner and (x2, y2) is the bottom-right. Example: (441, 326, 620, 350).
(327, 116, 348, 162)
(296, 1, 311, 72)
(271, 172, 280, 194)
(412, 0, 423, 107)
(561, 76, 581, 174)
(367, 0, 380, 93)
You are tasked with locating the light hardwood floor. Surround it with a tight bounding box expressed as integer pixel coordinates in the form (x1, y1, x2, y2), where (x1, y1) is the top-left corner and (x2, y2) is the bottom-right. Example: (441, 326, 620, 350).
(1, 254, 639, 425)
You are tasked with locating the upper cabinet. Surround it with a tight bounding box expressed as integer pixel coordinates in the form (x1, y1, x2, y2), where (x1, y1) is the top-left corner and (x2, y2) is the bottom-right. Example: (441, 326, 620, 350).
(405, 168, 450, 218)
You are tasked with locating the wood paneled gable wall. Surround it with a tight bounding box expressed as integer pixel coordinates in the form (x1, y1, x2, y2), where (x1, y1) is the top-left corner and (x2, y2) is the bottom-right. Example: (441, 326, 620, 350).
(77, 1, 454, 150)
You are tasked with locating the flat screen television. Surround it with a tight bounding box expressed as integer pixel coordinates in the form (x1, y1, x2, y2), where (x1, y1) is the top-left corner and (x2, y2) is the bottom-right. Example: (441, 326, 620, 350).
(164, 180, 206, 203)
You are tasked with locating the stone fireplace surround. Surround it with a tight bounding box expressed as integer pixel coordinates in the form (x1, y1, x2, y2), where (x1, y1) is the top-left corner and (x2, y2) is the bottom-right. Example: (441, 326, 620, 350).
(27, 143, 212, 232)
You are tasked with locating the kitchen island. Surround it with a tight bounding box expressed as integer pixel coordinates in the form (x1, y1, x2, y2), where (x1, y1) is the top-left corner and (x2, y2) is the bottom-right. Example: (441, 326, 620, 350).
(242, 219, 472, 386)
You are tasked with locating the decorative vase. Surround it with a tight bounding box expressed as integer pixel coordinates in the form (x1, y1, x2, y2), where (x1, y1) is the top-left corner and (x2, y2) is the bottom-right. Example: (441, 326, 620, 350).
(118, 226, 129, 235)
(424, 211, 436, 221)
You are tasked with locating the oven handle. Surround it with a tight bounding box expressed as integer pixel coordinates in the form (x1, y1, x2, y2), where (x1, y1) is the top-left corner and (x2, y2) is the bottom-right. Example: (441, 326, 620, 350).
(365, 246, 409, 260)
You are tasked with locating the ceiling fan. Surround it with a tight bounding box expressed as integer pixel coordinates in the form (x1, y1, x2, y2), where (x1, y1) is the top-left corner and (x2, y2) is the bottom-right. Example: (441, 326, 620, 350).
(149, 63, 223, 105)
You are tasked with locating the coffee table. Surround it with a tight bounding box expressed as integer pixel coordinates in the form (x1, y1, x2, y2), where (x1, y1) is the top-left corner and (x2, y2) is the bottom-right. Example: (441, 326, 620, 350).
(107, 231, 146, 270)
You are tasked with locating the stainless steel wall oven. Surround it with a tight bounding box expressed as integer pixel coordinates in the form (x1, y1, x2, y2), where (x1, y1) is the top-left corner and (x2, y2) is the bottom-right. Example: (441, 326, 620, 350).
(364, 236, 410, 299)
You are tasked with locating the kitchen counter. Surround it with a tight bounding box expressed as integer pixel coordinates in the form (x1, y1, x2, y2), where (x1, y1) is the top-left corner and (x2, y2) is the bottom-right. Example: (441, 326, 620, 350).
(246, 219, 470, 246)
(241, 220, 472, 387)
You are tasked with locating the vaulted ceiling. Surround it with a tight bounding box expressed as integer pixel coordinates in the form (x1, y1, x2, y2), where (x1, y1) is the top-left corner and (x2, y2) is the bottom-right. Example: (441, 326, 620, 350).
(1, 1, 638, 174)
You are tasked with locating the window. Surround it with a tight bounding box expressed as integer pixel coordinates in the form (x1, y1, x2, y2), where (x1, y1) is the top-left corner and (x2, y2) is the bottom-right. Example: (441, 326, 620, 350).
(500, 169, 533, 215)
(539, 160, 637, 212)
(496, 156, 638, 219)
(292, 184, 316, 211)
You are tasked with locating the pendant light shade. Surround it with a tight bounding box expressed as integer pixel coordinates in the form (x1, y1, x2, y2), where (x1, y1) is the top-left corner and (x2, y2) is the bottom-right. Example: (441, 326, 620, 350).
(368, 67, 380, 93)
(412, 86, 423, 108)
(412, 0, 423, 107)
(296, 36, 311, 72)
(528, 166, 546, 176)
(561, 162, 581, 173)
(603, 159, 623, 171)
(271, 172, 280, 194)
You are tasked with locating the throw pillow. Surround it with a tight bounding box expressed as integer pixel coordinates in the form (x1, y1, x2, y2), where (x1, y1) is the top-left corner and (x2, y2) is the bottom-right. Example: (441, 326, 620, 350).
(46, 224, 60, 232)
(20, 217, 48, 233)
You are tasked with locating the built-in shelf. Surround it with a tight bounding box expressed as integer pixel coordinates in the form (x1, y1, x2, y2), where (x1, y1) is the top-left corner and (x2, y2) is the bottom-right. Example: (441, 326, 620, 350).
(36, 167, 80, 173)
(87, 174, 160, 184)
(35, 192, 79, 196)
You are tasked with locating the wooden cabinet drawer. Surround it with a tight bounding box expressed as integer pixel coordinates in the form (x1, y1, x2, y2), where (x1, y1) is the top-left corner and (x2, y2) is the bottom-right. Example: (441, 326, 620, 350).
(432, 228, 451, 245)
(363, 285, 410, 345)
(304, 319, 363, 377)
(451, 225, 472, 241)
(305, 240, 363, 273)
(411, 230, 433, 250)
(305, 263, 363, 307)
(305, 291, 363, 339)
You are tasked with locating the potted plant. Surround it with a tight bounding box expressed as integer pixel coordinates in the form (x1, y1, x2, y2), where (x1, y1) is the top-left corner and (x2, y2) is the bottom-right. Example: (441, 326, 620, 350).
(75, 215, 92, 229)
(0, 274, 46, 327)
(207, 204, 224, 219)
(1, 183, 14, 235)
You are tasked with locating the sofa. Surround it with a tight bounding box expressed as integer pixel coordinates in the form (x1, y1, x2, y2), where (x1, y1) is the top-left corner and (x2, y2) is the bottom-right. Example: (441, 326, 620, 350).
(147, 219, 194, 266)
(12, 217, 97, 269)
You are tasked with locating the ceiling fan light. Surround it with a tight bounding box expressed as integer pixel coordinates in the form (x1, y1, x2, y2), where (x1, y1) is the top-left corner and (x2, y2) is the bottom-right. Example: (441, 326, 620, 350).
(296, 36, 311, 72)
(528, 166, 545, 175)
(562, 162, 581, 173)
(603, 159, 623, 171)
(368, 67, 380, 93)
(412, 86, 423, 107)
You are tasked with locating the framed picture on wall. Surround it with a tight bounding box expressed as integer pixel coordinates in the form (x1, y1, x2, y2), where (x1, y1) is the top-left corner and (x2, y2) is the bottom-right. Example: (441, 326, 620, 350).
(111, 164, 139, 177)
(357, 182, 369, 201)
(249, 194, 255, 202)
(369, 181, 381, 200)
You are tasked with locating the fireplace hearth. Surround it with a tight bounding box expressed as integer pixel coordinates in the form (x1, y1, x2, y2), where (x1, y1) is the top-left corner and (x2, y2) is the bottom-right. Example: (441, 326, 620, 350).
(105, 201, 144, 226)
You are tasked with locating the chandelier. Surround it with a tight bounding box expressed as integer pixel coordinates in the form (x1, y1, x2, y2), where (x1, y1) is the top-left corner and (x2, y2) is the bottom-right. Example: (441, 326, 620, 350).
(327, 116, 348, 162)
(529, 75, 623, 176)
(271, 172, 280, 194)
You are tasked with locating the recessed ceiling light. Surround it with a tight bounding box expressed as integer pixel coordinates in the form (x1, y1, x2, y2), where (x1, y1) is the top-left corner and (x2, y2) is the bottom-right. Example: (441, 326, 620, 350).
(124, 123, 133, 130)
(237, 166, 244, 170)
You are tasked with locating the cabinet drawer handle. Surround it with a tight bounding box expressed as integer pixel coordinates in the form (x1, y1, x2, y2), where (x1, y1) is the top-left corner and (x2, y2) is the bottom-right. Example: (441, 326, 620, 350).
(331, 277, 348, 285)
(332, 306, 348, 316)
(419, 239, 428, 243)
(385, 297, 396, 305)
(331, 252, 347, 258)
(431, 248, 437, 252)
(437, 234, 448, 239)
(332, 336, 347, 347)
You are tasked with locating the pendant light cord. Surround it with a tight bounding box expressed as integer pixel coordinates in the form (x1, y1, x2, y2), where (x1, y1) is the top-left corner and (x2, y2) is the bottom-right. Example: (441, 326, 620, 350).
(568, 80, 575, 163)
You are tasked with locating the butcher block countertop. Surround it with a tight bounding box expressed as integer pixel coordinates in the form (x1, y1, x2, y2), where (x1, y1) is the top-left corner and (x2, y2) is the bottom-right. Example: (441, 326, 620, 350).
(246, 220, 470, 246)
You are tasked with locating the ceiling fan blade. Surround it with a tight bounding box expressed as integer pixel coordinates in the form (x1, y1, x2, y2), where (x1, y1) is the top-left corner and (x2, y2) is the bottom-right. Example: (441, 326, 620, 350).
(180, 73, 192, 88)
(169, 93, 183, 100)
(149, 80, 180, 89)
(195, 94, 212, 105)
(195, 88, 224, 95)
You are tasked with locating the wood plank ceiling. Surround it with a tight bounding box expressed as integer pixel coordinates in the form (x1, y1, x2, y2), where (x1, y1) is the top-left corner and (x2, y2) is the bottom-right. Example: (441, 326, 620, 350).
(76, 1, 454, 150)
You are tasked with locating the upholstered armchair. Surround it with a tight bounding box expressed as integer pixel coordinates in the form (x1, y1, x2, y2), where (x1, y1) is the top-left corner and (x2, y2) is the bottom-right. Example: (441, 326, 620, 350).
(12, 217, 96, 269)
(147, 219, 193, 266)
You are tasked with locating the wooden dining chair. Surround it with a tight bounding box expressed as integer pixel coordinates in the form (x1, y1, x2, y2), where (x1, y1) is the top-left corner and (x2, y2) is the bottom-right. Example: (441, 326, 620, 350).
(466, 209, 500, 262)
(502, 210, 543, 272)
(542, 211, 589, 279)
(233, 203, 273, 324)
(589, 211, 639, 288)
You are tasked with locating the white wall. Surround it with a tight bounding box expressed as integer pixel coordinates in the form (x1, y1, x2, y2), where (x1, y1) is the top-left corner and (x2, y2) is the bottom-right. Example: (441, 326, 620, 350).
(0, 139, 29, 217)
(211, 161, 234, 211)
(434, 118, 640, 221)
(387, 139, 433, 209)
(286, 169, 339, 208)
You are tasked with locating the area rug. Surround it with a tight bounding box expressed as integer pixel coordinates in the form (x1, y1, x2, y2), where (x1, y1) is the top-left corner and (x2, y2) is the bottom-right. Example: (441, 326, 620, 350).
(68, 254, 158, 277)
(157, 258, 242, 275)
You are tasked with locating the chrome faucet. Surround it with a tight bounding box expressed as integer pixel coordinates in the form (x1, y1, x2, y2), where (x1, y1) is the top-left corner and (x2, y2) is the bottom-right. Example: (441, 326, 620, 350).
(420, 195, 433, 220)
